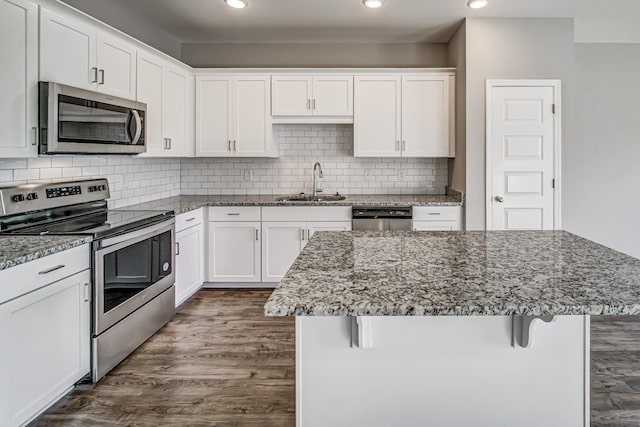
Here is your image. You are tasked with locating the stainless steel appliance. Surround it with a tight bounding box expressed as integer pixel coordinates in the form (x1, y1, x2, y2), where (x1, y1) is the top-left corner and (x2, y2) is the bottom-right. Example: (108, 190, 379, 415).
(0, 179, 175, 382)
(352, 206, 413, 231)
(39, 82, 146, 155)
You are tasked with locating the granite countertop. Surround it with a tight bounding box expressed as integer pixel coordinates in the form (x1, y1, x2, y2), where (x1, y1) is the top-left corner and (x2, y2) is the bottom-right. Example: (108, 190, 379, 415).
(0, 235, 93, 271)
(123, 193, 463, 214)
(264, 230, 640, 317)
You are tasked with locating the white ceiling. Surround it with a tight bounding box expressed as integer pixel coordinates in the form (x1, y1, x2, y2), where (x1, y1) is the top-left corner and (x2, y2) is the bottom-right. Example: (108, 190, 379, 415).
(62, 0, 640, 44)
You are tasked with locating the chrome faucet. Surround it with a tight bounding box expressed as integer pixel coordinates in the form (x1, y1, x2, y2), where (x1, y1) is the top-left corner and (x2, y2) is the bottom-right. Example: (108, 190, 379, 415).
(312, 162, 323, 196)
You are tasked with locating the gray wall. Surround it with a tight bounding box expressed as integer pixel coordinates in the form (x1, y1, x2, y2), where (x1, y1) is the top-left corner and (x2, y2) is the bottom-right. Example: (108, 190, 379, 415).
(181, 42, 449, 68)
(464, 18, 575, 230)
(563, 43, 640, 259)
(446, 22, 466, 199)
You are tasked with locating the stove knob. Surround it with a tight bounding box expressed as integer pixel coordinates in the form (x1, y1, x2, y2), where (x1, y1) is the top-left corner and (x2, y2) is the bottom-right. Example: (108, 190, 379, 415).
(11, 194, 25, 203)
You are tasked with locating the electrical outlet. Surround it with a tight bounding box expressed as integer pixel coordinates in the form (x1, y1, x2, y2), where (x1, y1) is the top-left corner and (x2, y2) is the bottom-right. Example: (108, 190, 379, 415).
(397, 168, 406, 180)
(364, 169, 373, 181)
(244, 169, 253, 181)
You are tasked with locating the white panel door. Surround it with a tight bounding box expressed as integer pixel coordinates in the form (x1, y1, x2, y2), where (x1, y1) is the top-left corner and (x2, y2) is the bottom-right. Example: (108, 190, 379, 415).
(0, 0, 38, 158)
(354, 76, 401, 157)
(162, 66, 189, 156)
(40, 8, 96, 91)
(235, 76, 272, 156)
(196, 76, 234, 156)
(175, 225, 203, 307)
(305, 221, 352, 248)
(96, 32, 136, 99)
(401, 76, 449, 157)
(136, 53, 164, 156)
(490, 85, 556, 230)
(313, 75, 353, 116)
(0, 270, 90, 427)
(272, 75, 313, 116)
(208, 222, 261, 282)
(262, 222, 305, 282)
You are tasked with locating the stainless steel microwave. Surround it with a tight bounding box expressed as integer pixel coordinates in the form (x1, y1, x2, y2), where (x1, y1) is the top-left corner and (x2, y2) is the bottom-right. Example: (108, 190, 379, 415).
(39, 82, 147, 155)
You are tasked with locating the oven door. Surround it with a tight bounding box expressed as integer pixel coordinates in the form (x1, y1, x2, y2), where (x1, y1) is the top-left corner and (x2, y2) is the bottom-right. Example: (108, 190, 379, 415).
(93, 219, 175, 335)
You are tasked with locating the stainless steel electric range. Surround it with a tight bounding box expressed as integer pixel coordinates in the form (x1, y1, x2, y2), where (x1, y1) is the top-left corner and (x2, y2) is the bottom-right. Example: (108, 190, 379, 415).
(0, 179, 176, 382)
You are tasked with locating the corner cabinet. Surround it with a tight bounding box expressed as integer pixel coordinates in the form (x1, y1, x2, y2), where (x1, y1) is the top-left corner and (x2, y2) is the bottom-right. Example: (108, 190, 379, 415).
(0, 0, 38, 158)
(40, 8, 137, 100)
(354, 74, 455, 158)
(137, 52, 194, 157)
(196, 75, 274, 157)
(0, 245, 91, 427)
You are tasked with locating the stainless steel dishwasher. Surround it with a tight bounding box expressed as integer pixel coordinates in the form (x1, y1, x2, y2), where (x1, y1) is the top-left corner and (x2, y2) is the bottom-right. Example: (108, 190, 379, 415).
(352, 206, 413, 231)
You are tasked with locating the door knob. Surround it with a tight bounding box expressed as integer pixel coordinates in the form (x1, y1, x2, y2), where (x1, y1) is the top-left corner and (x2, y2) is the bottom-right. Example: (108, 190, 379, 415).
(494, 196, 504, 203)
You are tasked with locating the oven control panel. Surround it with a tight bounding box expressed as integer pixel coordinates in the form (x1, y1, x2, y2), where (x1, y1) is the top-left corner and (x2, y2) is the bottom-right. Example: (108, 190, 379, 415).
(46, 185, 82, 199)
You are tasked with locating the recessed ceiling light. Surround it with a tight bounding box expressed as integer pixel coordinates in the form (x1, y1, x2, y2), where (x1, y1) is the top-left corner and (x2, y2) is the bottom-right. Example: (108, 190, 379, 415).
(467, 0, 487, 8)
(225, 0, 248, 9)
(363, 0, 385, 9)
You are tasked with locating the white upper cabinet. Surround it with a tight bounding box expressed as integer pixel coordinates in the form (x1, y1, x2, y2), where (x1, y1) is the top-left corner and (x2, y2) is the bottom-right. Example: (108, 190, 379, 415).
(354, 73, 454, 158)
(354, 76, 401, 157)
(95, 32, 137, 99)
(137, 52, 194, 157)
(0, 0, 38, 158)
(272, 75, 353, 119)
(196, 74, 274, 157)
(40, 8, 137, 99)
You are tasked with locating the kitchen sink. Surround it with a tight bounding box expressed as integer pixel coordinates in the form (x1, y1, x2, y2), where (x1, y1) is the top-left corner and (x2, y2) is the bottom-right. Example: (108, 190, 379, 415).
(275, 194, 346, 202)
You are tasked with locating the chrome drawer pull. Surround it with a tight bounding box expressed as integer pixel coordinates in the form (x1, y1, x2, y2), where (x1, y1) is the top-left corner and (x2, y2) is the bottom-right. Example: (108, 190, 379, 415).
(428, 212, 442, 216)
(227, 213, 240, 216)
(38, 264, 65, 275)
(185, 217, 196, 222)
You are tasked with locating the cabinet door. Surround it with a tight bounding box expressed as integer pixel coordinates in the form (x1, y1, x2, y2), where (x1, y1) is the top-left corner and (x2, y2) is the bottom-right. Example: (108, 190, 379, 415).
(208, 222, 261, 282)
(196, 75, 234, 156)
(0, 270, 90, 427)
(313, 75, 353, 116)
(136, 53, 164, 156)
(401, 76, 449, 157)
(40, 8, 96, 91)
(262, 222, 305, 282)
(235, 76, 272, 156)
(354, 76, 401, 157)
(0, 0, 38, 158)
(96, 32, 136, 99)
(271, 75, 313, 116)
(162, 66, 190, 157)
(175, 225, 203, 307)
(306, 221, 352, 248)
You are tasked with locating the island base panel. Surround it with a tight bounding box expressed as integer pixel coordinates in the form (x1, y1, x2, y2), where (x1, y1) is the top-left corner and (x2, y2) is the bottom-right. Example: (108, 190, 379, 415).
(296, 315, 589, 427)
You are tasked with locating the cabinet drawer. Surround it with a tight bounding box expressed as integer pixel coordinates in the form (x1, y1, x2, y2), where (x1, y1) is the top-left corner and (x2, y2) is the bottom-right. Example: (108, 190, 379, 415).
(413, 206, 460, 222)
(176, 208, 204, 232)
(413, 221, 461, 231)
(0, 244, 90, 305)
(262, 206, 351, 222)
(209, 206, 261, 222)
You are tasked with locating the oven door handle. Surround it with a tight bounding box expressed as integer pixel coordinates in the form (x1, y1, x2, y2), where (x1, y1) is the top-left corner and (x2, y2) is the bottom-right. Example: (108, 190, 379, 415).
(97, 218, 175, 250)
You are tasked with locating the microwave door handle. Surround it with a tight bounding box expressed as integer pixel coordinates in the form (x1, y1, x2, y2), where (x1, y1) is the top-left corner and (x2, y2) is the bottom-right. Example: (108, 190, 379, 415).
(130, 110, 142, 145)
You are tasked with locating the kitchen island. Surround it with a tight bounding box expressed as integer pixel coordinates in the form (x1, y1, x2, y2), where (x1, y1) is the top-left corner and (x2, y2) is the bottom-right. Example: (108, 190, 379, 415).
(265, 231, 640, 427)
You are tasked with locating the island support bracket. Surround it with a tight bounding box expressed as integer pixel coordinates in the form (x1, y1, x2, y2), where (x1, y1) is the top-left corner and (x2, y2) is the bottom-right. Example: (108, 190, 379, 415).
(511, 315, 555, 348)
(350, 316, 372, 349)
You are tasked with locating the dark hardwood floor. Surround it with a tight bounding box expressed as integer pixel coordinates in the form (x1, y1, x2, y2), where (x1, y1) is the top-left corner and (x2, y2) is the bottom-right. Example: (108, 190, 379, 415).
(31, 290, 640, 426)
(32, 290, 295, 427)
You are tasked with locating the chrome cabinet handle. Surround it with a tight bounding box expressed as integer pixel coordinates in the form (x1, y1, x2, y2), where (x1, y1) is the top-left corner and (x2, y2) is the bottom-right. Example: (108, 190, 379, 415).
(395, 140, 400, 151)
(228, 140, 232, 151)
(32, 127, 37, 146)
(495, 196, 504, 203)
(307, 229, 311, 240)
(301, 228, 305, 241)
(175, 242, 180, 255)
(255, 229, 259, 241)
(402, 140, 406, 151)
(99, 69, 105, 85)
(428, 212, 441, 216)
(163, 138, 168, 149)
(91, 67, 98, 83)
(227, 213, 240, 216)
(313, 99, 316, 110)
(168, 138, 172, 150)
(185, 217, 196, 222)
(39, 264, 65, 275)
(83, 282, 91, 302)
(233, 140, 237, 151)
(307, 99, 311, 110)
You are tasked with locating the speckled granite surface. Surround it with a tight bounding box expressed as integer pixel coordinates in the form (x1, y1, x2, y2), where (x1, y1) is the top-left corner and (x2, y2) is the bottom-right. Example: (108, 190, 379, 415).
(123, 194, 463, 214)
(0, 236, 92, 271)
(264, 231, 640, 317)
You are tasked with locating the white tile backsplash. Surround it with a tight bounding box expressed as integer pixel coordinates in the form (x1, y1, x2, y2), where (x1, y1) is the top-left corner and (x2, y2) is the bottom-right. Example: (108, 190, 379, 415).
(180, 124, 448, 196)
(0, 155, 181, 209)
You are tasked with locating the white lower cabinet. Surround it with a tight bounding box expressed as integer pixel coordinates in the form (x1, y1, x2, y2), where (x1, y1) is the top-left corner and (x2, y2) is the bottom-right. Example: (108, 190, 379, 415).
(175, 209, 204, 307)
(412, 206, 463, 231)
(208, 221, 261, 283)
(261, 222, 306, 282)
(0, 268, 91, 427)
